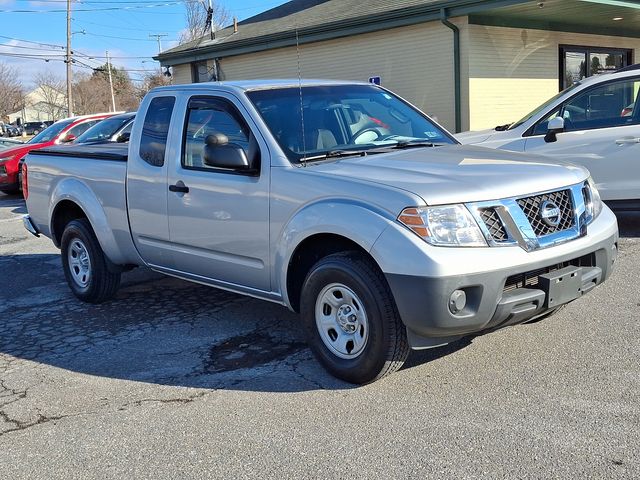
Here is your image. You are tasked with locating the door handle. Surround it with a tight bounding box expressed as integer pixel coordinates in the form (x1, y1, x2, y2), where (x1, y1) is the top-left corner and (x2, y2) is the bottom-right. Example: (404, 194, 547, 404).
(615, 137, 640, 145)
(169, 183, 189, 193)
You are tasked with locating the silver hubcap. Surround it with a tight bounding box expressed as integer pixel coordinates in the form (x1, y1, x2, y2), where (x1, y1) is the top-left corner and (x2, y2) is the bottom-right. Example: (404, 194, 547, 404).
(68, 239, 91, 288)
(315, 283, 368, 359)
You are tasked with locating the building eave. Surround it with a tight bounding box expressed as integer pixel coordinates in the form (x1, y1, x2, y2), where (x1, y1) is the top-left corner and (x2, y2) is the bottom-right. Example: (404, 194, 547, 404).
(155, 0, 528, 66)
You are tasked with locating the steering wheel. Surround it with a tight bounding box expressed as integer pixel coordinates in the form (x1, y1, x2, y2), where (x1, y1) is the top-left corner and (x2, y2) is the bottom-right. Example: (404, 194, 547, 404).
(351, 127, 383, 144)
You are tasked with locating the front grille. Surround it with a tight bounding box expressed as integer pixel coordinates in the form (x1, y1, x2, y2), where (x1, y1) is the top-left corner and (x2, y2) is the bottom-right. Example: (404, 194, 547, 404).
(479, 208, 508, 242)
(517, 189, 574, 237)
(503, 252, 595, 292)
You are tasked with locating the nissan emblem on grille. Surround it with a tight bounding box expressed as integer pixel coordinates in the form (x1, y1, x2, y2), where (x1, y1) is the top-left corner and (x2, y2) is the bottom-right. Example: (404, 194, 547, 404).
(539, 200, 562, 227)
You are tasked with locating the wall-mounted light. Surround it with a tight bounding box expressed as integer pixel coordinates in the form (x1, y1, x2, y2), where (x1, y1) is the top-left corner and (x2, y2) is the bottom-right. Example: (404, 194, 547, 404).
(613, 17, 624, 21)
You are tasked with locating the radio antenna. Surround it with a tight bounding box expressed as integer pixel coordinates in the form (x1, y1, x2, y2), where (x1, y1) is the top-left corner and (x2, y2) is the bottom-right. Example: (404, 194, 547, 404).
(295, 26, 307, 166)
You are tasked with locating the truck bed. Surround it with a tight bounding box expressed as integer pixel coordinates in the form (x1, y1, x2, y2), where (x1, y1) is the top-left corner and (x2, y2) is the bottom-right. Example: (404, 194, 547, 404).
(25, 142, 141, 266)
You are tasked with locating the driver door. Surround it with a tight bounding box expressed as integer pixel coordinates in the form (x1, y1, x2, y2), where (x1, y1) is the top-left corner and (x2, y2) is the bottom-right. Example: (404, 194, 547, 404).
(166, 94, 270, 291)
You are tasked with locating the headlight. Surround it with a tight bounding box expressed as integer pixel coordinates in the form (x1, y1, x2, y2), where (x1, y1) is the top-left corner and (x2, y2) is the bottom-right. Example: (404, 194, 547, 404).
(583, 177, 603, 222)
(398, 205, 487, 247)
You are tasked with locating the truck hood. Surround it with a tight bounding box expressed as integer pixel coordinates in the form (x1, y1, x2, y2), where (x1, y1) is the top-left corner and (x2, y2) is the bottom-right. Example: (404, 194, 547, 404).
(454, 128, 497, 144)
(309, 145, 588, 205)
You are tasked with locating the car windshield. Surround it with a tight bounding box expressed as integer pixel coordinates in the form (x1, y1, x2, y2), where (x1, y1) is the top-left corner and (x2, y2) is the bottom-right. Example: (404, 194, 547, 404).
(75, 115, 134, 144)
(246, 84, 457, 163)
(29, 119, 73, 144)
(508, 82, 583, 130)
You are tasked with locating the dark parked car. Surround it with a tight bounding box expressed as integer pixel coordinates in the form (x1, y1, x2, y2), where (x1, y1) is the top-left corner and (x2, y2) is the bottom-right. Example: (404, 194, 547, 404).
(23, 122, 48, 136)
(73, 112, 135, 145)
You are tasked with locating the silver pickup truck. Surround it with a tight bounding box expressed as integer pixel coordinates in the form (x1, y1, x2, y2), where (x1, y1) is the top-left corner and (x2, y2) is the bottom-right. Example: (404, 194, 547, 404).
(23, 80, 618, 383)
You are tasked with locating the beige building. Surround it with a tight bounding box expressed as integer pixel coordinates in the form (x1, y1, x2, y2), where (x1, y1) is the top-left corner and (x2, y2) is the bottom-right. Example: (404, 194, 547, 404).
(156, 0, 640, 133)
(8, 85, 67, 124)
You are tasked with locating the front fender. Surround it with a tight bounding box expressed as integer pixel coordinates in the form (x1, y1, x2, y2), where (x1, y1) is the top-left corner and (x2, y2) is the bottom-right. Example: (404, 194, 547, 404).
(49, 177, 131, 265)
(274, 198, 396, 307)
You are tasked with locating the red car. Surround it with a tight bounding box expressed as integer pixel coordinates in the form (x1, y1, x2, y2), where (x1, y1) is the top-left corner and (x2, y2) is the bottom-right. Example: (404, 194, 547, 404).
(0, 113, 116, 194)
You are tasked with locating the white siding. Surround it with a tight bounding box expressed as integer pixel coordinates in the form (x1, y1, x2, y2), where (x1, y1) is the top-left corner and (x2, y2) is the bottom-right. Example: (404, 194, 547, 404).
(467, 25, 640, 131)
(216, 22, 458, 130)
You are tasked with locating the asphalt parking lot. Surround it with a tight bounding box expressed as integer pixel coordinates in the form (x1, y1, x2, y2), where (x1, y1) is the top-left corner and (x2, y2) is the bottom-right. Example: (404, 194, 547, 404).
(0, 192, 638, 479)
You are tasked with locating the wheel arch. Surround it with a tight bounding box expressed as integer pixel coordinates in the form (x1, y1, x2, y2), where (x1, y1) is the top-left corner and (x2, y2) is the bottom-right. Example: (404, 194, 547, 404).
(48, 178, 131, 265)
(277, 200, 395, 312)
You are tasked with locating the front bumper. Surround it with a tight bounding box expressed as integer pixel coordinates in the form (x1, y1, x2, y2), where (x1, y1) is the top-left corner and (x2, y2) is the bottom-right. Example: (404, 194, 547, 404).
(377, 207, 618, 349)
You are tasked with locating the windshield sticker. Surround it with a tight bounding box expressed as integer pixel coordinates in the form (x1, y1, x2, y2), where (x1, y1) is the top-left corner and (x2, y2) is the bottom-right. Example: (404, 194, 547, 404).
(423, 131, 439, 138)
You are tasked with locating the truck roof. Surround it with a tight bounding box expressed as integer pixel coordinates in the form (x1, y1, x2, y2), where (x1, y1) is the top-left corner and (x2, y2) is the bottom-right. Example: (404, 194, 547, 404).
(151, 79, 371, 94)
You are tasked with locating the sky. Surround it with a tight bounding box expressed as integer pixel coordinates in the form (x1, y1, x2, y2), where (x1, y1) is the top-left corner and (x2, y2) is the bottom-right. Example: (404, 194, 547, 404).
(0, 0, 287, 88)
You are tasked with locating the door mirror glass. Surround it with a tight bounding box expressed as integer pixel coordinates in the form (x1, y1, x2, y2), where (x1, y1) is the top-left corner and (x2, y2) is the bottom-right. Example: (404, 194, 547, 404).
(61, 134, 76, 143)
(203, 133, 251, 170)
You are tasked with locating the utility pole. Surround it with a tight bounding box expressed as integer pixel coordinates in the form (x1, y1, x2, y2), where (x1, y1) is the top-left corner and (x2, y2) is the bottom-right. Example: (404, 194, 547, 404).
(106, 51, 116, 112)
(208, 0, 215, 40)
(149, 33, 168, 54)
(66, 0, 73, 117)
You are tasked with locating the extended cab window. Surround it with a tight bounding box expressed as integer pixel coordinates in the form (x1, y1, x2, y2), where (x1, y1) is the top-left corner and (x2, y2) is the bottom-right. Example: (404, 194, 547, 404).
(182, 96, 254, 171)
(139, 96, 176, 167)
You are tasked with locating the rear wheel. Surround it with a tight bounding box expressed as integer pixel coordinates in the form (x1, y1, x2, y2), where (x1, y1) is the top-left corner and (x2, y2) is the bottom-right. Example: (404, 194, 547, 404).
(61, 218, 120, 303)
(300, 252, 409, 384)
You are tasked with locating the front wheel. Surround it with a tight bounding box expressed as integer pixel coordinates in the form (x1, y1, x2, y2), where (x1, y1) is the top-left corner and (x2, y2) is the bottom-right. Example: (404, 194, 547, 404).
(61, 218, 121, 303)
(300, 252, 409, 384)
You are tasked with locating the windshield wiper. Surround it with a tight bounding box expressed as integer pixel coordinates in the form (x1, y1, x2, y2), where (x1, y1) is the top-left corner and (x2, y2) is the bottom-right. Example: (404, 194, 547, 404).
(301, 149, 370, 162)
(494, 123, 512, 131)
(391, 140, 438, 149)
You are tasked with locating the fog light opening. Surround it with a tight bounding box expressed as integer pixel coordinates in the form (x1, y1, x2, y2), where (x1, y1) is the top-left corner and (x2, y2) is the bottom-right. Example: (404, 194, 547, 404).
(449, 290, 467, 314)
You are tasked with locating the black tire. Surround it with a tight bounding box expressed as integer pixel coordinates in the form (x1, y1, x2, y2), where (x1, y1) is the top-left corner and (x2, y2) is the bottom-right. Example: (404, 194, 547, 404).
(32, 129, 39, 135)
(300, 252, 409, 384)
(61, 218, 121, 303)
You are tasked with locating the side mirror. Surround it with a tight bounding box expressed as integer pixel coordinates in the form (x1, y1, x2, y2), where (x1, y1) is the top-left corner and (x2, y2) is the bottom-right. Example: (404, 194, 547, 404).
(116, 132, 131, 143)
(544, 117, 565, 143)
(61, 134, 76, 144)
(203, 133, 251, 171)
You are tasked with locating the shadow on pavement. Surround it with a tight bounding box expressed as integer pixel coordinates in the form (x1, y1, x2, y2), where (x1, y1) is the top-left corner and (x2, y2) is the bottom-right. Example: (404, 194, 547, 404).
(0, 253, 466, 392)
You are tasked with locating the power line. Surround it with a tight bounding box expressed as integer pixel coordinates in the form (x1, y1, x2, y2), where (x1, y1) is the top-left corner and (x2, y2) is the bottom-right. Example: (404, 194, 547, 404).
(0, 2, 186, 13)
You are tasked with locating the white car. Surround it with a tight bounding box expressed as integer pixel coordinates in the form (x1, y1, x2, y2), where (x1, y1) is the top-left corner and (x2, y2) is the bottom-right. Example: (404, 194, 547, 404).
(456, 65, 640, 210)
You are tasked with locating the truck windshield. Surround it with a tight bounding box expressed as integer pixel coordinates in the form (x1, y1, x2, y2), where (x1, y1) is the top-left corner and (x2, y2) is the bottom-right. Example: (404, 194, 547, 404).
(246, 84, 456, 163)
(29, 119, 74, 144)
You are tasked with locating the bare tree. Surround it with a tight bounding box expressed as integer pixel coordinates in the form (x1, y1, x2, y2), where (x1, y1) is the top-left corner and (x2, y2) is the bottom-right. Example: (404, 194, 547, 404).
(32, 71, 67, 120)
(0, 62, 25, 119)
(179, 0, 229, 44)
(73, 67, 139, 115)
(135, 70, 171, 102)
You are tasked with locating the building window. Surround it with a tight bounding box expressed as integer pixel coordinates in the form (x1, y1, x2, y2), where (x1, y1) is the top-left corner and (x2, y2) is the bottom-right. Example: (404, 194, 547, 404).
(191, 61, 212, 83)
(560, 45, 633, 90)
